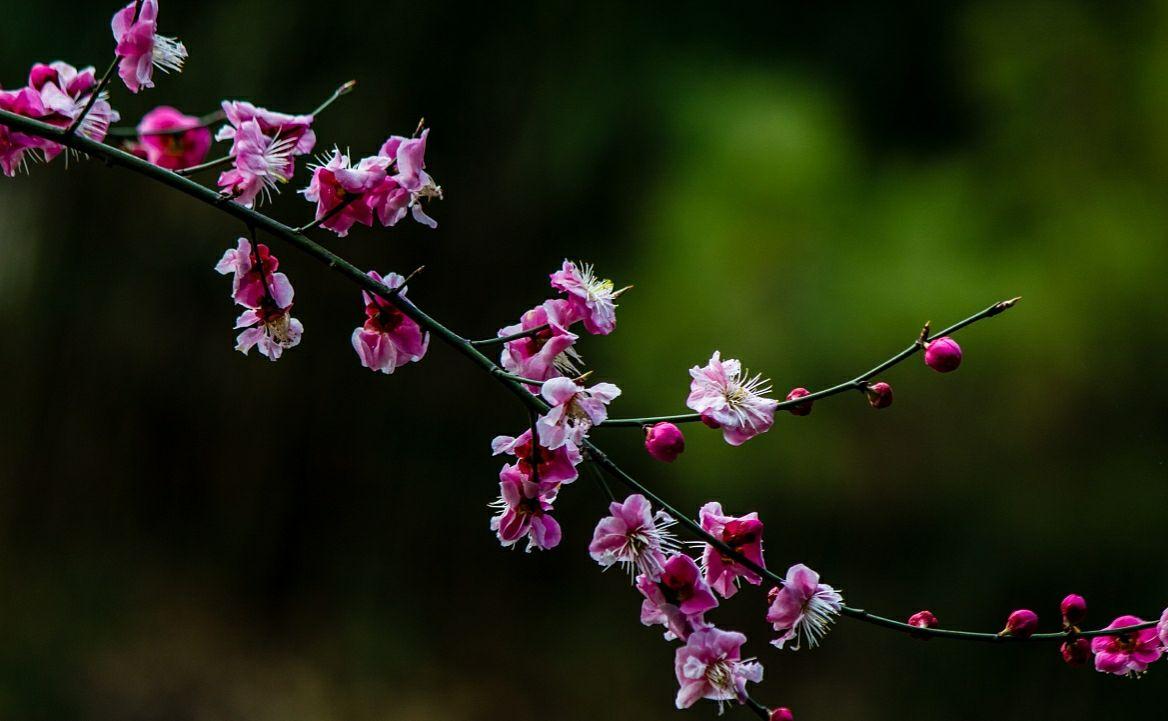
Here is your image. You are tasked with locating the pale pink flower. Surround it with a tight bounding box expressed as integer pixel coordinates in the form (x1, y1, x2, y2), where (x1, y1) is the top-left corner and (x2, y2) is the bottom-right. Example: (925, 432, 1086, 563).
(698, 501, 765, 598)
(136, 105, 211, 170)
(687, 351, 779, 446)
(489, 464, 561, 552)
(0, 88, 60, 176)
(491, 428, 581, 485)
(217, 120, 300, 208)
(28, 61, 119, 142)
(549, 260, 621, 335)
(214, 238, 287, 309)
(766, 564, 844, 650)
(536, 376, 621, 451)
(111, 0, 186, 94)
(674, 627, 763, 712)
(373, 129, 442, 228)
(636, 553, 718, 641)
(498, 300, 580, 387)
(300, 149, 386, 236)
(350, 271, 429, 374)
(589, 494, 678, 580)
(1091, 615, 1162, 677)
(216, 101, 316, 156)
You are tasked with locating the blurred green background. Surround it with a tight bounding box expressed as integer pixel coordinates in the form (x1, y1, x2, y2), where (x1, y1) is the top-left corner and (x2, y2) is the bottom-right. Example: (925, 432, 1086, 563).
(2, 1, 1166, 719)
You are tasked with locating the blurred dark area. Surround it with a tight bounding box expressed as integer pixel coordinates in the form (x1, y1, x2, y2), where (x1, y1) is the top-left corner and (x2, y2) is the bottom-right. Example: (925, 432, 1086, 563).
(2, 1, 1167, 719)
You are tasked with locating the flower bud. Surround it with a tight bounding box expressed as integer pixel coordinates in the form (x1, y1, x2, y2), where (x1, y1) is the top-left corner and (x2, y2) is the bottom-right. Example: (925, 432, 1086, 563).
(769, 708, 794, 721)
(1060, 637, 1092, 667)
(644, 422, 685, 463)
(907, 610, 938, 639)
(999, 609, 1038, 638)
(785, 387, 813, 416)
(924, 336, 962, 373)
(1060, 594, 1087, 628)
(865, 381, 893, 409)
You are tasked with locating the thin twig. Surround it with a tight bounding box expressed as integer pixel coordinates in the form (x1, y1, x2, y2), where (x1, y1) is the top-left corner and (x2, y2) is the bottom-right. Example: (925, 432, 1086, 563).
(470, 323, 551, 347)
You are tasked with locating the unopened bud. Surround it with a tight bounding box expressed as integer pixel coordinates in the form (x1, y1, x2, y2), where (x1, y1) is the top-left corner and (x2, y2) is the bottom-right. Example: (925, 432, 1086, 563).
(1060, 637, 1092, 667)
(1060, 594, 1087, 628)
(907, 610, 938, 639)
(924, 336, 963, 373)
(785, 387, 813, 416)
(644, 422, 685, 463)
(865, 381, 893, 409)
(769, 708, 794, 721)
(999, 609, 1039, 638)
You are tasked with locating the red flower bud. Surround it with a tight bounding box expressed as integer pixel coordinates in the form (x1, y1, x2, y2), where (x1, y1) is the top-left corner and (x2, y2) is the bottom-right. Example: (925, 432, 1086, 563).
(785, 387, 813, 416)
(999, 609, 1039, 638)
(924, 336, 962, 373)
(907, 610, 938, 639)
(770, 708, 795, 721)
(644, 422, 685, 463)
(1060, 594, 1087, 628)
(1060, 637, 1092, 667)
(865, 381, 893, 409)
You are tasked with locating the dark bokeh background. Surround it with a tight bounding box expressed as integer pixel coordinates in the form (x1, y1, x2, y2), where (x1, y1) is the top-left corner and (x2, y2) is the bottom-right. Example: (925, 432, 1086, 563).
(2, 2, 1167, 719)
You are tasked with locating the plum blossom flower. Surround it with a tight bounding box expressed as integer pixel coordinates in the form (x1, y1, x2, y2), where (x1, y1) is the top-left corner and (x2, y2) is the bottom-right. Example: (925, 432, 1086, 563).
(1159, 608, 1168, 650)
(28, 61, 119, 142)
(111, 0, 186, 94)
(135, 105, 211, 170)
(214, 239, 301, 361)
(350, 271, 429, 374)
(674, 627, 763, 712)
(589, 494, 678, 580)
(491, 428, 581, 486)
(688, 352, 779, 446)
(217, 120, 299, 208)
(637, 553, 718, 641)
(535, 376, 621, 451)
(299, 149, 386, 235)
(214, 238, 286, 309)
(1091, 615, 1162, 677)
(216, 101, 316, 156)
(766, 564, 844, 650)
(698, 502, 765, 598)
(489, 464, 561, 552)
(371, 129, 442, 228)
(0, 88, 60, 176)
(498, 300, 581, 387)
(549, 260, 623, 335)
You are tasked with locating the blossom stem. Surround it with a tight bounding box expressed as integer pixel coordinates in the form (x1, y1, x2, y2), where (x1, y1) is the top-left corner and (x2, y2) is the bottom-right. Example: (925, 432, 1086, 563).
(469, 323, 551, 347)
(106, 109, 227, 138)
(741, 693, 771, 720)
(0, 107, 1151, 647)
(66, 0, 143, 138)
(600, 298, 1021, 427)
(174, 154, 232, 177)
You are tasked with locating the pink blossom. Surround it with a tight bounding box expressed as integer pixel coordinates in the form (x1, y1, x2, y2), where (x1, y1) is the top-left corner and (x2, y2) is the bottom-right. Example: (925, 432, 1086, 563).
(674, 627, 763, 711)
(135, 105, 211, 170)
(374, 129, 442, 228)
(687, 352, 779, 446)
(698, 501, 765, 598)
(216, 101, 316, 156)
(491, 428, 581, 485)
(588, 494, 677, 580)
(28, 61, 119, 142)
(636, 553, 718, 641)
(1061, 593, 1088, 629)
(299, 150, 386, 236)
(644, 421, 686, 462)
(1091, 615, 1162, 677)
(549, 260, 622, 335)
(111, 0, 186, 94)
(498, 300, 580, 387)
(350, 271, 429, 374)
(924, 336, 963, 373)
(217, 120, 299, 208)
(214, 237, 286, 309)
(489, 464, 561, 552)
(999, 609, 1038, 638)
(536, 376, 621, 451)
(766, 564, 844, 650)
(0, 88, 62, 176)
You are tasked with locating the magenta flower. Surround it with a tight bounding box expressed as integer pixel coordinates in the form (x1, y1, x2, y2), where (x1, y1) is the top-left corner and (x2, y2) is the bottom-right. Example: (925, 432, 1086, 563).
(535, 376, 621, 451)
(549, 260, 622, 335)
(1091, 615, 1162, 677)
(1061, 637, 1092, 667)
(698, 501, 765, 598)
(489, 464, 561, 552)
(111, 0, 186, 94)
(924, 336, 963, 373)
(0, 88, 60, 176)
(644, 421, 686, 463)
(135, 106, 211, 170)
(687, 352, 779, 446)
(637, 553, 718, 641)
(498, 300, 580, 387)
(350, 271, 429, 374)
(766, 564, 844, 650)
(217, 120, 300, 208)
(28, 61, 120, 142)
(1061, 593, 1088, 629)
(373, 129, 442, 228)
(216, 101, 316, 157)
(674, 627, 763, 711)
(999, 609, 1038, 638)
(300, 150, 386, 235)
(588, 494, 677, 580)
(214, 237, 287, 309)
(491, 428, 581, 486)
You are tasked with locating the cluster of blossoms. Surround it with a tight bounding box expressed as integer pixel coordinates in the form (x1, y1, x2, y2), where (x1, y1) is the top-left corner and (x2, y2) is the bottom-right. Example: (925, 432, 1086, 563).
(215, 238, 303, 360)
